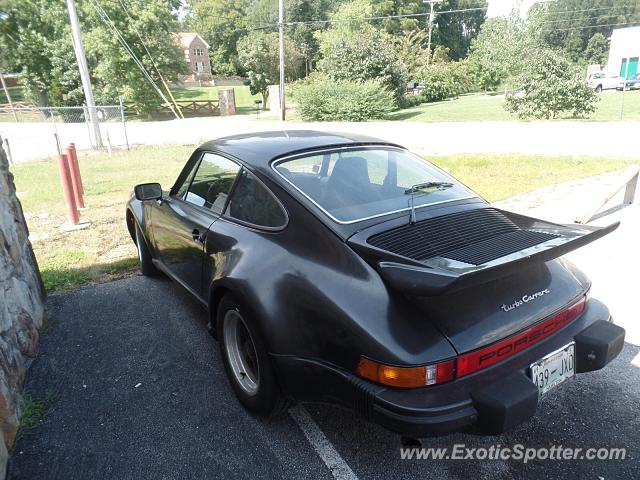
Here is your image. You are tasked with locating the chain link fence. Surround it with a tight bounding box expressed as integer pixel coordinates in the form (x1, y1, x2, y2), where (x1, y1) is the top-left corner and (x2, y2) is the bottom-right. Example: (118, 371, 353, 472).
(0, 104, 129, 164)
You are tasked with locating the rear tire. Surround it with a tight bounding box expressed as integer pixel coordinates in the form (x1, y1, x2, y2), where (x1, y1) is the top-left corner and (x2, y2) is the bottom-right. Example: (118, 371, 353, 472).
(595, 85, 602, 93)
(217, 295, 285, 417)
(135, 223, 159, 277)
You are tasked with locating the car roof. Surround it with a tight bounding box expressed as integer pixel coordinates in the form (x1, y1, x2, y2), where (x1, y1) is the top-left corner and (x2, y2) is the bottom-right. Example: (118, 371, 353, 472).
(198, 130, 402, 170)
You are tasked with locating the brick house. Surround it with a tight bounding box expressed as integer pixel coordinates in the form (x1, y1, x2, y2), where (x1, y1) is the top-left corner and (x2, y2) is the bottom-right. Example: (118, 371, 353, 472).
(172, 32, 212, 80)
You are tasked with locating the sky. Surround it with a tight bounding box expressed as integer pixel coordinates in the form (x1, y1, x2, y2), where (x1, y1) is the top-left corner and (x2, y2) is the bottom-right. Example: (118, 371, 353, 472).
(486, 0, 542, 19)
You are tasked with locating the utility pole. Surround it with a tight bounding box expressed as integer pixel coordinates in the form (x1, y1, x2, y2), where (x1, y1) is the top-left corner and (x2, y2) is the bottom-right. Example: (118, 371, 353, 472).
(620, 58, 629, 120)
(66, 0, 103, 147)
(278, 0, 286, 121)
(424, 0, 443, 67)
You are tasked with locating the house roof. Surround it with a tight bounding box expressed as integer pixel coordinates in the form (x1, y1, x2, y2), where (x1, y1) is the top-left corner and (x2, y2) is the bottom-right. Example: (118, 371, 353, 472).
(171, 32, 210, 50)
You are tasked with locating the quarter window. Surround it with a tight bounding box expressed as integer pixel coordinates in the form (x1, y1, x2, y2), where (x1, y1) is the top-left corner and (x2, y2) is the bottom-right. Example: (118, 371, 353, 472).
(225, 169, 286, 228)
(175, 160, 199, 199)
(185, 153, 240, 213)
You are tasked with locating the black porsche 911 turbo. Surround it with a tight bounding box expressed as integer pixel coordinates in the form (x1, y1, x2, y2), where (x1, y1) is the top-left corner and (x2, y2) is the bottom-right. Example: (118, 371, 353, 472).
(126, 130, 625, 436)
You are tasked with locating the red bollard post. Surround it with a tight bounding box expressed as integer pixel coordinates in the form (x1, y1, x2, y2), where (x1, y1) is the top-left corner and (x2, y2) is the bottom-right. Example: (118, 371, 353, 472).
(57, 153, 80, 225)
(66, 145, 84, 208)
(68, 143, 84, 196)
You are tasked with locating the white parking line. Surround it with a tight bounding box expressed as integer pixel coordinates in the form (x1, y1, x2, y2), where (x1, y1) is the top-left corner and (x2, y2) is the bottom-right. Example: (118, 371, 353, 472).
(632, 352, 640, 368)
(289, 405, 359, 480)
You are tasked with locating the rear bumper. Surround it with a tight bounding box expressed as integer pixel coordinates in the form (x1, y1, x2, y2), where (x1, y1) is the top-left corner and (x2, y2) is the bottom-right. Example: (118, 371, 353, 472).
(273, 298, 625, 437)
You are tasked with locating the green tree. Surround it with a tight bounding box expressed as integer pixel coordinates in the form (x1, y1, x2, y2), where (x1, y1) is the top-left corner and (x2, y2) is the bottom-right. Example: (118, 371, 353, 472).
(315, 0, 407, 100)
(237, 31, 303, 106)
(370, 0, 424, 36)
(585, 33, 609, 66)
(433, 0, 487, 60)
(505, 48, 598, 120)
(191, 0, 251, 76)
(83, 0, 188, 110)
(0, 0, 74, 105)
(392, 30, 430, 78)
(0, 0, 187, 111)
(467, 16, 538, 91)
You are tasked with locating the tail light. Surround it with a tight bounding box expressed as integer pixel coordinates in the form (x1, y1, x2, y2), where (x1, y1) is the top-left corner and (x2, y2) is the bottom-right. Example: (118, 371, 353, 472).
(356, 357, 455, 388)
(357, 295, 587, 388)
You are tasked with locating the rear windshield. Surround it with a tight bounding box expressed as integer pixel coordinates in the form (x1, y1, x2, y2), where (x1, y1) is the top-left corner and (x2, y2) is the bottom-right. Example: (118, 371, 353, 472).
(274, 147, 475, 223)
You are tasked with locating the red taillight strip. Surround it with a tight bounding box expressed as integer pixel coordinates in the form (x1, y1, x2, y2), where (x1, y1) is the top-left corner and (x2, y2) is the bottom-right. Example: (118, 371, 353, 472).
(456, 296, 587, 377)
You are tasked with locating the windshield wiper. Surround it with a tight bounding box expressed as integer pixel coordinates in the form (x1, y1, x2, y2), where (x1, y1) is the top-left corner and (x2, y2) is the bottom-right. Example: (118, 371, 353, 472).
(404, 181, 453, 194)
(406, 181, 454, 225)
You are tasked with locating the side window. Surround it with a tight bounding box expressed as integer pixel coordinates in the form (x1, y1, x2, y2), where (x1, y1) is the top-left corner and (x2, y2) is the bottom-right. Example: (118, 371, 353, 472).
(225, 169, 286, 228)
(184, 153, 241, 213)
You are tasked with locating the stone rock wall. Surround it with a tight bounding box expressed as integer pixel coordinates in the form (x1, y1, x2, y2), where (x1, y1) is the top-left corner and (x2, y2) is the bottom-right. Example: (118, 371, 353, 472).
(0, 135, 45, 478)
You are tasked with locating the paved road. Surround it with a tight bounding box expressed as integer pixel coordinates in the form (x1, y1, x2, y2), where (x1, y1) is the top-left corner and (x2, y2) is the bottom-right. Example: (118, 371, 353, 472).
(4, 115, 640, 163)
(9, 272, 639, 479)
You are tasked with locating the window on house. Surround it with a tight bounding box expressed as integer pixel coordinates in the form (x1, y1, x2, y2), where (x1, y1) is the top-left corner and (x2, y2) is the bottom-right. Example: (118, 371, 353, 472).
(196, 61, 204, 72)
(193, 48, 203, 56)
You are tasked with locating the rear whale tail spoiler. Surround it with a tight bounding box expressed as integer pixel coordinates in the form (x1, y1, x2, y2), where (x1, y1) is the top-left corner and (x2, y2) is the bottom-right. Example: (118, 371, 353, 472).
(348, 208, 619, 296)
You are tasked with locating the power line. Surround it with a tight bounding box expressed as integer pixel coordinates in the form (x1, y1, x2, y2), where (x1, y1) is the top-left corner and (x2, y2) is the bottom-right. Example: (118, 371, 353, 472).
(222, 6, 489, 34)
(538, 12, 640, 26)
(219, 3, 640, 35)
(118, 0, 183, 118)
(541, 20, 640, 33)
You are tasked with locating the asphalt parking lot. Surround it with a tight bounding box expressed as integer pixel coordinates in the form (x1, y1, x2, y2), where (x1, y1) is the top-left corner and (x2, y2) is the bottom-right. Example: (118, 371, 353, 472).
(9, 273, 639, 480)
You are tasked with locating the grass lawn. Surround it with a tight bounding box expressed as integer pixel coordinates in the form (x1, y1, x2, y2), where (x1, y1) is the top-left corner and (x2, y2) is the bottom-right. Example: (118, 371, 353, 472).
(171, 85, 262, 115)
(10, 146, 637, 293)
(386, 90, 640, 122)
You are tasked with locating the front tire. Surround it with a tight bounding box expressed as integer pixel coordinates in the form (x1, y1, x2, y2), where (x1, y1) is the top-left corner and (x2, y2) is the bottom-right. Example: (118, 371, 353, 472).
(217, 295, 285, 416)
(135, 223, 159, 277)
(595, 85, 602, 93)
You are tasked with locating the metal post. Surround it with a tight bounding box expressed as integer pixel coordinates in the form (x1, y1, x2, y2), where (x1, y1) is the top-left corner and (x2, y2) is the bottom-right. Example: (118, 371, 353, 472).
(0, 72, 18, 122)
(278, 0, 286, 121)
(66, 0, 103, 147)
(68, 143, 84, 196)
(106, 131, 112, 155)
(51, 110, 62, 155)
(620, 58, 629, 120)
(65, 145, 84, 208)
(119, 97, 130, 150)
(423, 0, 442, 67)
(83, 105, 94, 148)
(57, 153, 80, 225)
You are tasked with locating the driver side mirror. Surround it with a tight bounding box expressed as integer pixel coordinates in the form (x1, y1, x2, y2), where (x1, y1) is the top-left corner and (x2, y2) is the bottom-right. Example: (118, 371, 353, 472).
(134, 183, 162, 201)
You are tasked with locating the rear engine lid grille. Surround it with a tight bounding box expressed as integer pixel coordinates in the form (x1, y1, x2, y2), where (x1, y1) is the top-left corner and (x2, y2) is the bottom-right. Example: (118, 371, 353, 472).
(367, 208, 558, 265)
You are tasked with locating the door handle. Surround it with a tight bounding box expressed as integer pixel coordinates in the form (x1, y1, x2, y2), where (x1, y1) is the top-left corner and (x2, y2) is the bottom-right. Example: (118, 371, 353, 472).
(192, 229, 205, 243)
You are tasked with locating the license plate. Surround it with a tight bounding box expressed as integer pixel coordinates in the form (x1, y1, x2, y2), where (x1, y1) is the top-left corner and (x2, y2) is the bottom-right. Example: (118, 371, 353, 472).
(530, 342, 575, 396)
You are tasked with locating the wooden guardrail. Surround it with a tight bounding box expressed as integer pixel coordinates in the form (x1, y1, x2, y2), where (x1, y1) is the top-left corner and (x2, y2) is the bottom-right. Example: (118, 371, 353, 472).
(575, 165, 639, 224)
(123, 100, 220, 117)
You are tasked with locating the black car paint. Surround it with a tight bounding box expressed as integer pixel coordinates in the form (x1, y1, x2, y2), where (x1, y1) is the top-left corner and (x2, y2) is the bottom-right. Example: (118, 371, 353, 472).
(126, 130, 623, 435)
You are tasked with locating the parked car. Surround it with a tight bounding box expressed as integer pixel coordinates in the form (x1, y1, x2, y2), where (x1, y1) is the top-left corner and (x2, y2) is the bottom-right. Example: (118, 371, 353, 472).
(587, 72, 621, 92)
(617, 73, 640, 90)
(126, 131, 624, 436)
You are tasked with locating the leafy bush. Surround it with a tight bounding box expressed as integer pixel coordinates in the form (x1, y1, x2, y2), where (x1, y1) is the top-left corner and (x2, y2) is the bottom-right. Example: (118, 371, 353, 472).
(397, 94, 424, 109)
(505, 49, 599, 119)
(417, 63, 468, 103)
(293, 77, 395, 121)
(317, 28, 407, 101)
